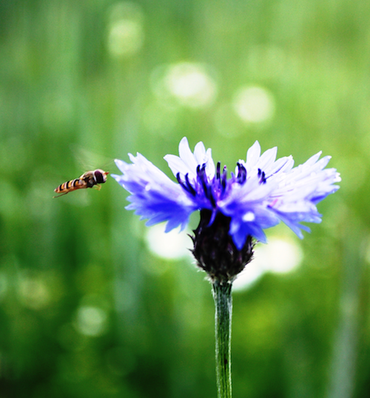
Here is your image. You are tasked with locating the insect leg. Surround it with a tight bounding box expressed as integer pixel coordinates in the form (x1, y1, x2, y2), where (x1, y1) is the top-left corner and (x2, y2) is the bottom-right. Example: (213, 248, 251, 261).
(53, 192, 70, 198)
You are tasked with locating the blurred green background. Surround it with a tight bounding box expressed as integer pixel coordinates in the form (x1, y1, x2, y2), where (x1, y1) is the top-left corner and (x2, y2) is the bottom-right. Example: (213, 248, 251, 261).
(0, 0, 369, 397)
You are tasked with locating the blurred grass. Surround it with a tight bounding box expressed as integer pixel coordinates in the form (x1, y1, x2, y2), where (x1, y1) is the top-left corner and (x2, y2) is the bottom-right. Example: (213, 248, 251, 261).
(0, 0, 369, 397)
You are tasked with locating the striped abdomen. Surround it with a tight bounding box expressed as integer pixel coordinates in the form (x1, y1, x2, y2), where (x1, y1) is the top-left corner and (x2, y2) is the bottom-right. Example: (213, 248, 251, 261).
(54, 178, 87, 194)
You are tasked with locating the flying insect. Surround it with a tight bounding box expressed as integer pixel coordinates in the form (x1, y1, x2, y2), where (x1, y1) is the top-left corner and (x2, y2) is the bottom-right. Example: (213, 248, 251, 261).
(53, 169, 109, 197)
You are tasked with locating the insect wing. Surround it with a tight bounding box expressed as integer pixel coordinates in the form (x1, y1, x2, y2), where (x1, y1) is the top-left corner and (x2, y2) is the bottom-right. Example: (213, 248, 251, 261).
(71, 145, 115, 172)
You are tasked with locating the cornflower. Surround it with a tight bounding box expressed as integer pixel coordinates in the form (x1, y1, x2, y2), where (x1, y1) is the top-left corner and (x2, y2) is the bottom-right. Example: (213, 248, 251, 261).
(112, 137, 340, 398)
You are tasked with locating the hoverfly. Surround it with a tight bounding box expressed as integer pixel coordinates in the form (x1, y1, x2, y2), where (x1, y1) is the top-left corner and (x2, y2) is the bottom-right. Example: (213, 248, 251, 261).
(53, 169, 109, 198)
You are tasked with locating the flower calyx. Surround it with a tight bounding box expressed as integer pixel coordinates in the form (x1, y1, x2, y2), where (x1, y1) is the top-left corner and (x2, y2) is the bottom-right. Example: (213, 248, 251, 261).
(190, 209, 254, 283)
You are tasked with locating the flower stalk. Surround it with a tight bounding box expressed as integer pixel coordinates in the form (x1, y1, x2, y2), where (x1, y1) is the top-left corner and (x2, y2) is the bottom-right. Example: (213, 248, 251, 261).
(213, 280, 233, 398)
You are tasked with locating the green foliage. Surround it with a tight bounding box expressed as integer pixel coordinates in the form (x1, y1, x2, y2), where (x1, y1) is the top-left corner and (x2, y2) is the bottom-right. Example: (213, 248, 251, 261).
(0, 0, 368, 397)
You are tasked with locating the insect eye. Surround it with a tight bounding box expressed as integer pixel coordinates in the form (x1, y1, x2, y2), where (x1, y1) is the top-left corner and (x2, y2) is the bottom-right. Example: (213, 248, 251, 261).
(94, 170, 105, 183)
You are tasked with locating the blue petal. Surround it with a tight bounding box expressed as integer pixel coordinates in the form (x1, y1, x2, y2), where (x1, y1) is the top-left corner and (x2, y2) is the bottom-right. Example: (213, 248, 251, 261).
(112, 156, 197, 233)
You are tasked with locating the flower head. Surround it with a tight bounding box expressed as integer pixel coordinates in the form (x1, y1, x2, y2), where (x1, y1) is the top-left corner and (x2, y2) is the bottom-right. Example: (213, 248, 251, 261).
(112, 138, 340, 281)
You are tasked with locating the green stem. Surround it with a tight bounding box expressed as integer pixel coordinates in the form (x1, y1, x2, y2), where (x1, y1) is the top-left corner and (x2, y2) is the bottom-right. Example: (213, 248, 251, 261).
(213, 280, 233, 398)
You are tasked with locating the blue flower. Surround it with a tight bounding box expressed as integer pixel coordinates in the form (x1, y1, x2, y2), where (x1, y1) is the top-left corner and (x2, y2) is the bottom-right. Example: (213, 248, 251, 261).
(112, 137, 340, 250)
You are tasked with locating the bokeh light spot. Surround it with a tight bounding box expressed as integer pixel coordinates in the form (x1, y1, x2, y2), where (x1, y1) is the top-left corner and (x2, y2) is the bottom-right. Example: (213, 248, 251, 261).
(107, 2, 144, 58)
(17, 274, 51, 310)
(233, 237, 303, 291)
(145, 223, 192, 261)
(75, 306, 108, 337)
(151, 62, 217, 108)
(233, 86, 275, 123)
